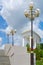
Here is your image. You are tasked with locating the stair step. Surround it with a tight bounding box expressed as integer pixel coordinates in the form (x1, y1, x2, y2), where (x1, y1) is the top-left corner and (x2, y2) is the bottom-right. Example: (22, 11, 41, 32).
(0, 63, 10, 65)
(0, 56, 10, 65)
(0, 50, 10, 65)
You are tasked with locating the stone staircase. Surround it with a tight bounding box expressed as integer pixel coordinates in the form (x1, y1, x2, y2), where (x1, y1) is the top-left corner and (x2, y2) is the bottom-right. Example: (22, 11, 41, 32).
(0, 50, 10, 65)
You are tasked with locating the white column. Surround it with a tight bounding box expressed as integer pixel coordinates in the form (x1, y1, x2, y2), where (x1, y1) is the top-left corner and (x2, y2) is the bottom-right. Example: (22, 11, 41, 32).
(34, 42, 36, 49)
(30, 36, 31, 48)
(34, 53, 36, 65)
(22, 38, 24, 47)
(34, 38, 36, 49)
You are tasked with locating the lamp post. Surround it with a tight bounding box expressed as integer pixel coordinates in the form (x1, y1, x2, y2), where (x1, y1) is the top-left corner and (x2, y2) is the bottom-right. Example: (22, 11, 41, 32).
(10, 29, 16, 46)
(0, 5, 3, 11)
(24, 2, 40, 65)
(7, 33, 10, 44)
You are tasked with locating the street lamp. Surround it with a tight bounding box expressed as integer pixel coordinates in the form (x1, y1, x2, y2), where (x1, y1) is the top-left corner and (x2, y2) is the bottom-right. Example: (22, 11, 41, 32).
(24, 2, 40, 65)
(7, 32, 10, 44)
(10, 29, 16, 46)
(0, 5, 3, 11)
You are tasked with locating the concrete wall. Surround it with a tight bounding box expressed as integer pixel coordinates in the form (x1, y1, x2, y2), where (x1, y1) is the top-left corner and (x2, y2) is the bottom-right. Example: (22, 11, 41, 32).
(0, 50, 5, 56)
(0, 49, 10, 65)
(4, 44, 30, 65)
(0, 56, 10, 65)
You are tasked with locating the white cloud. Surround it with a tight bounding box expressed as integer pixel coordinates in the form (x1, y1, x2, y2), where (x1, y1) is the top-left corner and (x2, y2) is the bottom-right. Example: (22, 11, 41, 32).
(14, 34, 23, 46)
(0, 0, 31, 27)
(3, 0, 23, 10)
(5, 26, 13, 34)
(0, 0, 43, 27)
(0, 37, 2, 42)
(0, 29, 5, 32)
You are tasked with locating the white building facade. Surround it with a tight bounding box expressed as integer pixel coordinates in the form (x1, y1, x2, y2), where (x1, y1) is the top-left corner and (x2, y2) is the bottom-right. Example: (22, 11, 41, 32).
(22, 30, 41, 49)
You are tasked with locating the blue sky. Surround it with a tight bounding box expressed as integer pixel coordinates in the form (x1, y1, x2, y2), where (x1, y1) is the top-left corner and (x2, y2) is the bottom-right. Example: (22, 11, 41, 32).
(0, 0, 43, 49)
(0, 16, 8, 45)
(0, 16, 8, 29)
(39, 21, 43, 30)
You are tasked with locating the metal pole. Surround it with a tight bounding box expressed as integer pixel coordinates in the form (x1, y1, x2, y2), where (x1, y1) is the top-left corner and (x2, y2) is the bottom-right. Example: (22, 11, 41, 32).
(12, 34, 14, 46)
(7, 34, 9, 44)
(31, 10, 34, 65)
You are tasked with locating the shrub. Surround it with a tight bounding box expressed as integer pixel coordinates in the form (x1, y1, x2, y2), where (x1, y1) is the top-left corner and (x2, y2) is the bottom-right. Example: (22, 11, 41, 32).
(40, 44, 43, 49)
(40, 50, 43, 58)
(34, 44, 41, 60)
(34, 48, 41, 60)
(26, 43, 30, 53)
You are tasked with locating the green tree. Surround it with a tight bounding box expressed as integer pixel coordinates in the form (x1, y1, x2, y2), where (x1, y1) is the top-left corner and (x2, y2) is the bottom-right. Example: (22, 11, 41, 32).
(34, 44, 41, 60)
(40, 44, 43, 49)
(26, 43, 30, 53)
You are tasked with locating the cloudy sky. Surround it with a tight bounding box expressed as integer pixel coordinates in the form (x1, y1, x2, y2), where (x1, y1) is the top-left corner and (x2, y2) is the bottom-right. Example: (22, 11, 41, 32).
(0, 0, 43, 49)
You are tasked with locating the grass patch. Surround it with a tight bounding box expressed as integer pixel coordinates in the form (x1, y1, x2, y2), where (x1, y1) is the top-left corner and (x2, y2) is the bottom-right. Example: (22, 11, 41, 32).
(36, 58, 43, 65)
